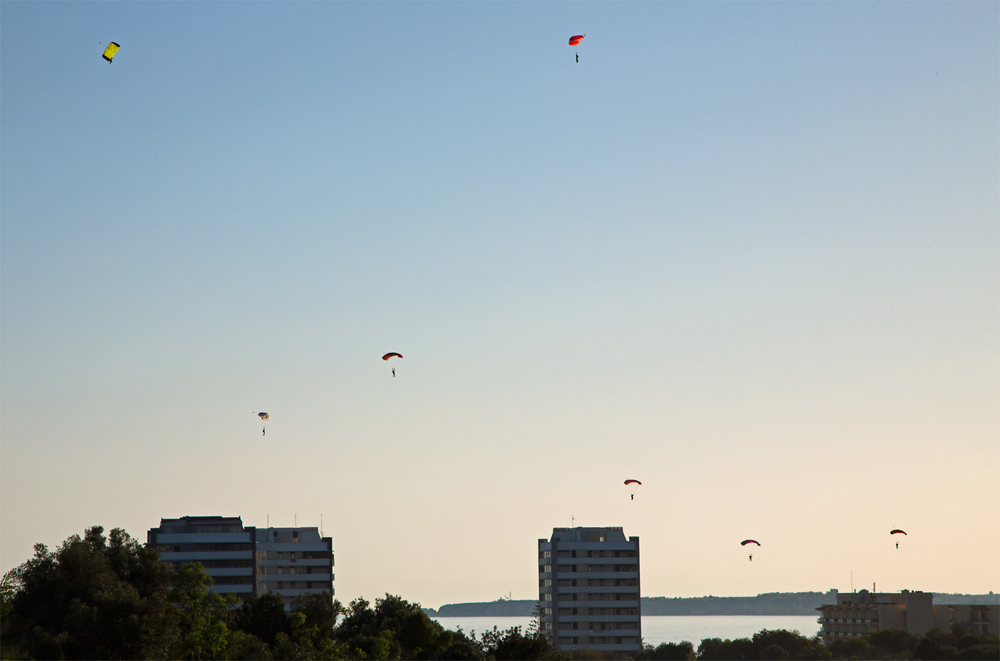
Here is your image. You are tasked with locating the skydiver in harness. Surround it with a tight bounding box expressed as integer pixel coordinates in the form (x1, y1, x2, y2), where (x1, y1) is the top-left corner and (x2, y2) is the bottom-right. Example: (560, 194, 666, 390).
(576, 53, 579, 63)
(749, 554, 753, 562)
(630, 494, 634, 501)
(392, 367, 396, 377)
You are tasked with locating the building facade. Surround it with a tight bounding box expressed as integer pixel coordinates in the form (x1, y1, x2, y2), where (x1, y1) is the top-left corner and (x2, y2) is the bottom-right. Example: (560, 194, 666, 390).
(817, 590, 999, 642)
(538, 527, 641, 656)
(255, 527, 335, 608)
(147, 516, 257, 598)
(147, 516, 334, 607)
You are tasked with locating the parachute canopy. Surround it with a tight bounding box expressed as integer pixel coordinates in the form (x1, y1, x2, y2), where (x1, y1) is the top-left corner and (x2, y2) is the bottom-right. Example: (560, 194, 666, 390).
(624, 479, 642, 486)
(382, 352, 403, 361)
(102, 42, 120, 62)
(890, 529, 907, 536)
(258, 412, 269, 421)
(741, 539, 761, 546)
(568, 35, 585, 46)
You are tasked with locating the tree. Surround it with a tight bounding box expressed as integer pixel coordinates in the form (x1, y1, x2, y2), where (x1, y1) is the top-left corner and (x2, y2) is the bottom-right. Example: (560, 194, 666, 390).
(635, 641, 696, 660)
(332, 594, 482, 660)
(697, 636, 755, 660)
(477, 625, 559, 660)
(7, 526, 178, 660)
(235, 593, 292, 647)
(291, 591, 343, 636)
(167, 562, 239, 659)
(751, 629, 828, 660)
(868, 628, 921, 658)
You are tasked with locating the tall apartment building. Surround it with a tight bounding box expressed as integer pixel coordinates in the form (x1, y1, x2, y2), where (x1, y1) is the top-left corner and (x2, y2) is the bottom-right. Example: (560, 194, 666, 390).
(816, 590, 999, 642)
(538, 527, 641, 655)
(147, 516, 257, 598)
(256, 527, 334, 608)
(147, 516, 334, 608)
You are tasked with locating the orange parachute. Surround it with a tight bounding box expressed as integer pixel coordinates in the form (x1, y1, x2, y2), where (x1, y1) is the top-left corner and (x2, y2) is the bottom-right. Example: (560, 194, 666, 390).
(382, 352, 403, 360)
(568, 35, 585, 46)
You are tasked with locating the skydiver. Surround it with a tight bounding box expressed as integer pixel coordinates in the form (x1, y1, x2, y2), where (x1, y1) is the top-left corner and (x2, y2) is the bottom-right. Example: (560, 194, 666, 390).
(630, 494, 634, 501)
(262, 427, 266, 436)
(392, 367, 396, 377)
(576, 53, 579, 63)
(895, 542, 899, 549)
(749, 554, 753, 562)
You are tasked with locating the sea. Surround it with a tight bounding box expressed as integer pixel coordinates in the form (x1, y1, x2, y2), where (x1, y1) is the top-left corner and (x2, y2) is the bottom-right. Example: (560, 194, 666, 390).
(431, 615, 821, 647)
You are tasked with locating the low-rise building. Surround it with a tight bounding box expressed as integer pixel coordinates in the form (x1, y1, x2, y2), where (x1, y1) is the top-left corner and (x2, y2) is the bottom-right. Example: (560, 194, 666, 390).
(816, 590, 998, 642)
(538, 526, 641, 656)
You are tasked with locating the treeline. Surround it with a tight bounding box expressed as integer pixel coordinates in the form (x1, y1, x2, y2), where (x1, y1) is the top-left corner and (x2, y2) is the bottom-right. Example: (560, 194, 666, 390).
(639, 628, 999, 660)
(427, 593, 997, 618)
(0, 526, 558, 660)
(2, 527, 997, 660)
(426, 593, 837, 617)
(932, 593, 1000, 606)
(643, 593, 837, 616)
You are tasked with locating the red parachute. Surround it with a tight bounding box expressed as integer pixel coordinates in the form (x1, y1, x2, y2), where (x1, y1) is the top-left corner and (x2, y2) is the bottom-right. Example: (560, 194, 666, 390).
(890, 529, 907, 536)
(568, 35, 585, 46)
(382, 352, 403, 360)
(740, 539, 761, 546)
(623, 479, 641, 486)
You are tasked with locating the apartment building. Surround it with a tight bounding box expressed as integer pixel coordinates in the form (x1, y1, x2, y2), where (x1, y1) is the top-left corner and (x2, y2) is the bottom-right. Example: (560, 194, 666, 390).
(256, 527, 334, 608)
(147, 516, 257, 598)
(816, 590, 999, 642)
(147, 516, 334, 608)
(538, 526, 641, 656)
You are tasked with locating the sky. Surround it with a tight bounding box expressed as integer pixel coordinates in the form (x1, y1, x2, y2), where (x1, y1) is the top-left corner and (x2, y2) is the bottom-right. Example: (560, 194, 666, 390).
(1, 1, 997, 608)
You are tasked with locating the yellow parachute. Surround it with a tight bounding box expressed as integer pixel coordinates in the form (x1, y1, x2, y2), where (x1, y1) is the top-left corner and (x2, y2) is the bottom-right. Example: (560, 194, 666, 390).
(102, 43, 120, 63)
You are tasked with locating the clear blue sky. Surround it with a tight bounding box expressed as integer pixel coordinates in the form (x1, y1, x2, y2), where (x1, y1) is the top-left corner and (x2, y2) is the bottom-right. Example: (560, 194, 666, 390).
(2, 1, 997, 606)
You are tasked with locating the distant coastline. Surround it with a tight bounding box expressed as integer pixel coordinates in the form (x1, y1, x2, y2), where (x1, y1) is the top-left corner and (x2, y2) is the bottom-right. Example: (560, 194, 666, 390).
(423, 591, 999, 617)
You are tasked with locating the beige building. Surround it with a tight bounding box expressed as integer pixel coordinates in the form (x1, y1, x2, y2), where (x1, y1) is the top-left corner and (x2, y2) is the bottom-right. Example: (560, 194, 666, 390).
(255, 527, 334, 608)
(538, 527, 641, 656)
(817, 590, 998, 642)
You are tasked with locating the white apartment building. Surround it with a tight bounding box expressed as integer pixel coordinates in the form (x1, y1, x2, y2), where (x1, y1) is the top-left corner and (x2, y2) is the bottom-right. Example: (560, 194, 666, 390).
(147, 516, 334, 608)
(147, 516, 256, 598)
(256, 527, 334, 608)
(538, 527, 641, 656)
